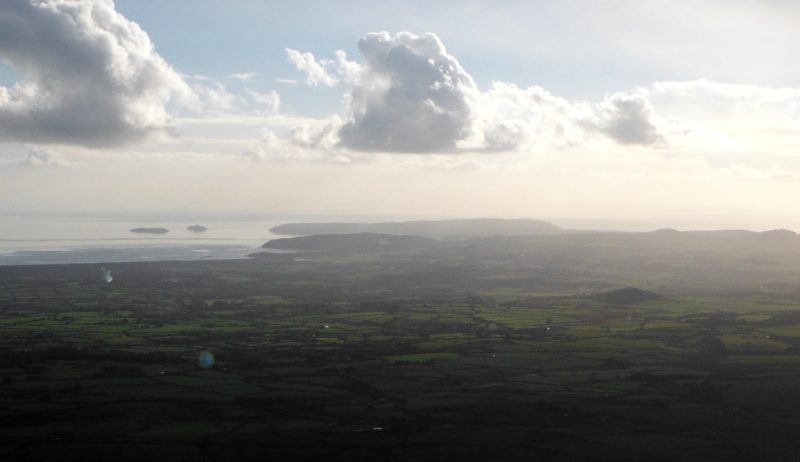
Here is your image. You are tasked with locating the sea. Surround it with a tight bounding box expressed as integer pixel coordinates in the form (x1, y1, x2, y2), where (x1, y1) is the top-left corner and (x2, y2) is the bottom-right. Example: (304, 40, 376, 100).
(6, 212, 787, 267)
(0, 212, 297, 266)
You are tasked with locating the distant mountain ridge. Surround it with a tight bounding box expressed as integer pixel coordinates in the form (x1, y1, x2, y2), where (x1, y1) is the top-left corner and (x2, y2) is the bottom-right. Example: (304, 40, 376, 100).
(255, 228, 800, 294)
(270, 218, 564, 240)
(262, 233, 439, 254)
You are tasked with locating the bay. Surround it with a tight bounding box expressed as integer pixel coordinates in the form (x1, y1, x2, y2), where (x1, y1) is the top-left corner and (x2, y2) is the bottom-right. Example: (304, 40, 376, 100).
(0, 212, 294, 265)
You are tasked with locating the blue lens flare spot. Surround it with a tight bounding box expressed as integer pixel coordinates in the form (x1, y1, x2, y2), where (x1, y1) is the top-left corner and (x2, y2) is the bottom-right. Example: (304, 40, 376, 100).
(199, 351, 214, 368)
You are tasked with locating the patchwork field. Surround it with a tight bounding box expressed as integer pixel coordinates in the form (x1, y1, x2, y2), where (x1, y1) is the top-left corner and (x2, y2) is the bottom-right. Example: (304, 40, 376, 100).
(1, 247, 800, 461)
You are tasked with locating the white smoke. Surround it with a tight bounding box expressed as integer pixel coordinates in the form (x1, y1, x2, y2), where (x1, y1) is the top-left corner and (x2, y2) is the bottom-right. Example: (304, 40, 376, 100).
(101, 267, 112, 283)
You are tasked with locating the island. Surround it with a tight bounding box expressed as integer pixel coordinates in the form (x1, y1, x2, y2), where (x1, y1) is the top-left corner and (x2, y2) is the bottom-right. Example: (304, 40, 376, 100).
(129, 228, 169, 234)
(186, 225, 208, 232)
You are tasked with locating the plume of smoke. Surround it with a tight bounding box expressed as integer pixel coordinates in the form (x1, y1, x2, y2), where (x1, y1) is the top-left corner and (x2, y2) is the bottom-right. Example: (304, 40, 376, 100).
(101, 267, 112, 283)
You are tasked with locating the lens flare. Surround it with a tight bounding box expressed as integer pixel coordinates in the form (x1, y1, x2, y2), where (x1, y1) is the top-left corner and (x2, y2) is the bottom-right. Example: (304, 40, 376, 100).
(199, 351, 214, 368)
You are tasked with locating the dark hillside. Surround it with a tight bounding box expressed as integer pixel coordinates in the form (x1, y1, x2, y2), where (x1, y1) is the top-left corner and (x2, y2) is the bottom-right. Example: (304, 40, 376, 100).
(752, 228, 797, 242)
(262, 232, 440, 254)
(593, 287, 666, 304)
(270, 218, 563, 240)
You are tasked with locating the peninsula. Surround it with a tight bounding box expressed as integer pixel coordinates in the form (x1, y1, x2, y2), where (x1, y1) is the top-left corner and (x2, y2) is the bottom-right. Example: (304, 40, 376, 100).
(270, 218, 564, 240)
(129, 227, 169, 234)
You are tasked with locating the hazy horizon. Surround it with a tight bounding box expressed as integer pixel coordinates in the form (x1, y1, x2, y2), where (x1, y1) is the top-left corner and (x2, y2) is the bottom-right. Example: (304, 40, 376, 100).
(4, 209, 800, 234)
(2, 1, 800, 236)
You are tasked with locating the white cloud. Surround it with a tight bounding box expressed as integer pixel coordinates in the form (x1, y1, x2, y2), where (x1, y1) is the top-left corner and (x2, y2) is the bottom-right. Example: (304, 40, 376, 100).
(646, 79, 800, 118)
(583, 93, 684, 147)
(0, 0, 193, 148)
(285, 49, 340, 87)
(188, 81, 237, 113)
(227, 73, 258, 82)
(591, 93, 666, 145)
(469, 84, 735, 151)
(334, 50, 362, 85)
(18, 146, 69, 167)
(337, 32, 477, 153)
(389, 154, 497, 172)
(181, 82, 283, 117)
(183, 74, 213, 81)
(284, 31, 727, 155)
(465, 81, 590, 151)
(245, 89, 280, 115)
(0, 1, 283, 148)
(242, 119, 353, 164)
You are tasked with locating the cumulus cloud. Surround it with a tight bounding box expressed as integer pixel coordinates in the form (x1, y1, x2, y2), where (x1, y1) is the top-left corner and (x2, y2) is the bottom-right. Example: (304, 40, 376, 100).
(284, 31, 712, 155)
(277, 32, 800, 160)
(0, 0, 194, 148)
(337, 32, 477, 153)
(277, 32, 486, 155)
(465, 81, 590, 151)
(589, 93, 666, 145)
(333, 50, 362, 85)
(285, 49, 340, 87)
(581, 93, 693, 146)
(468, 84, 710, 151)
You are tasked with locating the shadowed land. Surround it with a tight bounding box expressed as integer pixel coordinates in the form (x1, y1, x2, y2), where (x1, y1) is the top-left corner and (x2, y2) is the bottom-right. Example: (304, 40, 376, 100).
(2, 229, 800, 460)
(270, 218, 566, 240)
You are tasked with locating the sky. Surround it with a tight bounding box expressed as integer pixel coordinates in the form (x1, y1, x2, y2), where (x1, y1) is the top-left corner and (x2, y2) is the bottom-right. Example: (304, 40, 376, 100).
(1, 0, 800, 231)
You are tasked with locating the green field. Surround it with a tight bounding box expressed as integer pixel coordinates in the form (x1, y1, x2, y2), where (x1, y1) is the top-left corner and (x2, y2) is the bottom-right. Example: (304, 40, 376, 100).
(2, 243, 800, 461)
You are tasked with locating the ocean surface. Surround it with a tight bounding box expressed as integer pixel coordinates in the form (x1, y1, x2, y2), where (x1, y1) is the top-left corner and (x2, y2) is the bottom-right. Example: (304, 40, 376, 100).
(0, 214, 291, 266)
